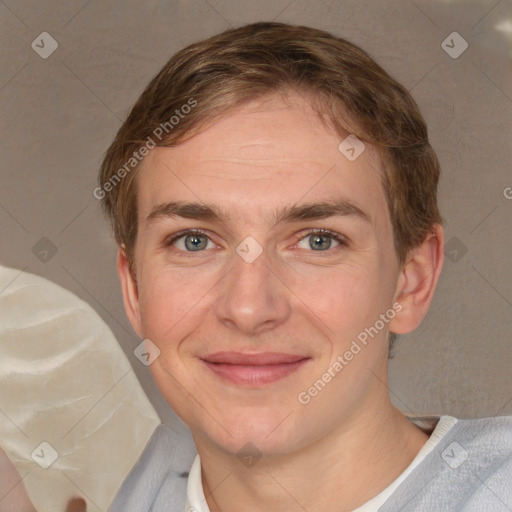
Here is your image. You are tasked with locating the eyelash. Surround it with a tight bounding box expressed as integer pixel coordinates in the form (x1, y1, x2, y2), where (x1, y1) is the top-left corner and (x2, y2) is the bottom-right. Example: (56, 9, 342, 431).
(164, 228, 348, 253)
(293, 228, 348, 249)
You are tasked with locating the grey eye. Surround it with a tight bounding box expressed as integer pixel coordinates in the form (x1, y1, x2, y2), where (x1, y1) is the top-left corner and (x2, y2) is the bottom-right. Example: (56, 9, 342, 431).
(185, 234, 208, 251)
(297, 234, 340, 251)
(172, 233, 213, 251)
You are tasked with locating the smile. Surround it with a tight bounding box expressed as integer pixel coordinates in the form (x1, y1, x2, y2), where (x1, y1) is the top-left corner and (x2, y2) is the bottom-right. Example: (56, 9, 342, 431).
(200, 352, 311, 386)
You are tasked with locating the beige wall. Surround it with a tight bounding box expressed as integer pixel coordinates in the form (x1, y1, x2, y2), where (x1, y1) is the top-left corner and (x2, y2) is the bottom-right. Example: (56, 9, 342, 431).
(1, 0, 511, 429)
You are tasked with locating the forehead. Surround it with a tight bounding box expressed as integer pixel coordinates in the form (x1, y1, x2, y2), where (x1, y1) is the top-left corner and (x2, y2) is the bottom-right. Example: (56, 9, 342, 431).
(136, 92, 387, 229)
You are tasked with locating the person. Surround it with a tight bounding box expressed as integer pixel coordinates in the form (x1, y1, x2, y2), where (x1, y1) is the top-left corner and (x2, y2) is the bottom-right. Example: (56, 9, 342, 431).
(98, 22, 512, 512)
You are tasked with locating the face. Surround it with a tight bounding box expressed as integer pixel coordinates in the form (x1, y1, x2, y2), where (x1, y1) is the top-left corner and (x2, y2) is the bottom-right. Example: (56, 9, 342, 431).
(120, 93, 406, 457)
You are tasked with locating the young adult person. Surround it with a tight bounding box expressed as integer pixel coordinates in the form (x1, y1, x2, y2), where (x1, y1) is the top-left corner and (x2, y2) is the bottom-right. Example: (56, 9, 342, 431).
(99, 22, 512, 512)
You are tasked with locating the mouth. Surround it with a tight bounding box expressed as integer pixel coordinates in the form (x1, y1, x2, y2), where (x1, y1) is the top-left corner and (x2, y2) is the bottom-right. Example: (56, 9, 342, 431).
(200, 351, 311, 386)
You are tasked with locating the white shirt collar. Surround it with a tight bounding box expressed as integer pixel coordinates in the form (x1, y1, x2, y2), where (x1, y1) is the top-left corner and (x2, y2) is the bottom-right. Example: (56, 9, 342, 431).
(185, 416, 458, 512)
(185, 454, 210, 512)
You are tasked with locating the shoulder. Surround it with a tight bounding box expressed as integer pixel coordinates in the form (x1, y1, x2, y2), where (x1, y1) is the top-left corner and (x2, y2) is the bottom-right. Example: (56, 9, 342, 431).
(108, 424, 196, 512)
(380, 415, 512, 511)
(454, 415, 512, 455)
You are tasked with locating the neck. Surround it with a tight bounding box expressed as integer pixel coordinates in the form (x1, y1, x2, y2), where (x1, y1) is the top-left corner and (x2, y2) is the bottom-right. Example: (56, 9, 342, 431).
(197, 398, 429, 512)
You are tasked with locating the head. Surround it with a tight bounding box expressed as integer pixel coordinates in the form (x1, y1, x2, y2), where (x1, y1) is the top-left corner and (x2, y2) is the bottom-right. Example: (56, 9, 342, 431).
(98, 22, 443, 457)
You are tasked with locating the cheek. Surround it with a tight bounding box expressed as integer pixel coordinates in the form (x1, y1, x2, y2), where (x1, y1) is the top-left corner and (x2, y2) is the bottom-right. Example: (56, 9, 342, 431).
(137, 269, 196, 337)
(286, 261, 381, 334)
(136, 263, 222, 348)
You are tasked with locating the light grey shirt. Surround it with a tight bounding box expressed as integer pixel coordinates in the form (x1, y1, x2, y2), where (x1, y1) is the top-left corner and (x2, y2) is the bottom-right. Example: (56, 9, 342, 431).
(109, 415, 512, 511)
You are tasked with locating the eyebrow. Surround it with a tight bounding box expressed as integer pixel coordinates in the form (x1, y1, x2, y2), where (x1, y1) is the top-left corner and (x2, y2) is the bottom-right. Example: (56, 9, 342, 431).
(145, 199, 370, 228)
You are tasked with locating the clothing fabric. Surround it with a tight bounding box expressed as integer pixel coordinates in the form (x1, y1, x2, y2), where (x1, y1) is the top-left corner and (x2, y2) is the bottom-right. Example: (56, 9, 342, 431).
(0, 264, 162, 512)
(184, 416, 458, 512)
(108, 424, 194, 512)
(351, 415, 458, 511)
(378, 415, 512, 511)
(109, 415, 512, 511)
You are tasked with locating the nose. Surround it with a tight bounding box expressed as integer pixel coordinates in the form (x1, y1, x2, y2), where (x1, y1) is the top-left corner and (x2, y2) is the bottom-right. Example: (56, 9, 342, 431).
(213, 243, 292, 335)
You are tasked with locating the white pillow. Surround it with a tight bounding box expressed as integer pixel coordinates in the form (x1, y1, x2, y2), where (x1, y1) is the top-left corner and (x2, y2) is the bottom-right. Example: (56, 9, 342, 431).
(0, 265, 160, 512)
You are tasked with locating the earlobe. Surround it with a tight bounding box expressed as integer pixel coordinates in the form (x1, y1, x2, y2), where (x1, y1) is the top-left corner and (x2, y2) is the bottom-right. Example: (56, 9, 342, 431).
(117, 246, 143, 338)
(389, 225, 444, 334)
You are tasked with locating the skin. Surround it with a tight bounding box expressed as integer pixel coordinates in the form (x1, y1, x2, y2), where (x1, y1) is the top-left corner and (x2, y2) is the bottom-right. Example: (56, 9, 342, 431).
(0, 447, 85, 512)
(0, 447, 36, 512)
(118, 91, 444, 512)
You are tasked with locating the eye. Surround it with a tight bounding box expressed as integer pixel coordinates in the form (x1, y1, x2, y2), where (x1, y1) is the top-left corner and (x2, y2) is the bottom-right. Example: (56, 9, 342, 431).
(295, 229, 347, 251)
(165, 230, 216, 252)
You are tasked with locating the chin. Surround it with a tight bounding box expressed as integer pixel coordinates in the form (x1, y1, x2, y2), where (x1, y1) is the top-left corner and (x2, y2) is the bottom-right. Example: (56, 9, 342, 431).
(192, 406, 307, 458)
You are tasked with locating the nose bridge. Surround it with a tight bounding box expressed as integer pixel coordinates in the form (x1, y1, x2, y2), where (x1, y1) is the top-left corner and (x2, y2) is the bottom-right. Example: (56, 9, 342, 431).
(214, 239, 290, 334)
(232, 241, 272, 291)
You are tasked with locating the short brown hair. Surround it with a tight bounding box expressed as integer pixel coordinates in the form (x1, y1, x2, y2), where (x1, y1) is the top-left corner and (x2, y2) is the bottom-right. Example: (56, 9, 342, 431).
(99, 21, 441, 280)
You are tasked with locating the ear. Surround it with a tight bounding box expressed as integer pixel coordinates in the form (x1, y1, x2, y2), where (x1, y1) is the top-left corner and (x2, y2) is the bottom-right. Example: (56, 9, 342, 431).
(389, 224, 444, 334)
(117, 245, 143, 339)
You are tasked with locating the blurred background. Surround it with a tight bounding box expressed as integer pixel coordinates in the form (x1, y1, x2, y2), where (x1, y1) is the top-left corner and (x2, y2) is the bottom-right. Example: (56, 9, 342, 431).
(1, 0, 511, 433)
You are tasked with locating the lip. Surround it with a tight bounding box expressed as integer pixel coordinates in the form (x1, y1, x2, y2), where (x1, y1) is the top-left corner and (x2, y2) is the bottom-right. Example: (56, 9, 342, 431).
(200, 351, 310, 386)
